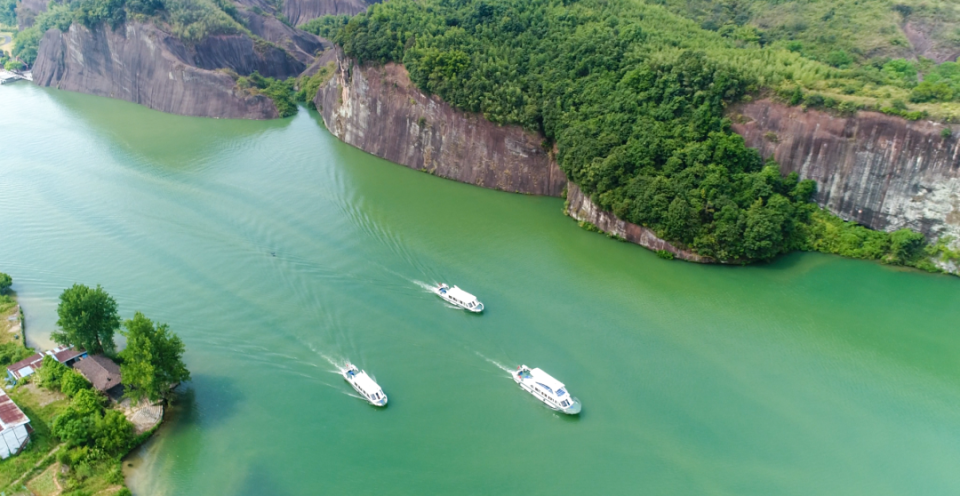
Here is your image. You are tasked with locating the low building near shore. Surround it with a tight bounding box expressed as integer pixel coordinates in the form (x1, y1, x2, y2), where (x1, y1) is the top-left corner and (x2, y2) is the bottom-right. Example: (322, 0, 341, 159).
(6, 345, 87, 383)
(0, 389, 30, 459)
(73, 355, 123, 398)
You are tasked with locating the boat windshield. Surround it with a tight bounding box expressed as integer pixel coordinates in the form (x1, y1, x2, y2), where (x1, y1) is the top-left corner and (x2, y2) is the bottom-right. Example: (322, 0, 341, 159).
(556, 388, 566, 397)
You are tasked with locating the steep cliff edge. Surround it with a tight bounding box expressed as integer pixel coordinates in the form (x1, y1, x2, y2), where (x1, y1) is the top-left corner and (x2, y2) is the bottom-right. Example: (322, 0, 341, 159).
(315, 57, 566, 196)
(33, 23, 282, 119)
(283, 0, 374, 26)
(565, 183, 712, 263)
(731, 100, 960, 242)
(30, 0, 329, 119)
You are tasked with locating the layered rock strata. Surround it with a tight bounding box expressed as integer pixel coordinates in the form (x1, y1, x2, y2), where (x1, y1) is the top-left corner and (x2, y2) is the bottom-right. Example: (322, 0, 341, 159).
(32, 23, 281, 119)
(283, 0, 373, 26)
(31, 0, 329, 119)
(565, 183, 713, 263)
(315, 57, 566, 196)
(731, 100, 960, 242)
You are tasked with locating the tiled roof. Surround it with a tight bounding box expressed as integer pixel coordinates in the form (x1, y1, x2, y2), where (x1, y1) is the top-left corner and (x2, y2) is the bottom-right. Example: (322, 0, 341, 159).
(0, 389, 29, 432)
(73, 355, 122, 392)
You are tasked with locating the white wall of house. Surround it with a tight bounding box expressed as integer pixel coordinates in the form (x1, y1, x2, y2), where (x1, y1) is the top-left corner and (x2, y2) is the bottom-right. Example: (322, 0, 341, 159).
(0, 424, 29, 459)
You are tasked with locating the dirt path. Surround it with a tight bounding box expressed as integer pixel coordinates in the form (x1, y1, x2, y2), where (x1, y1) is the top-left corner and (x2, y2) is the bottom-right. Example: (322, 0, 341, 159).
(8, 443, 62, 489)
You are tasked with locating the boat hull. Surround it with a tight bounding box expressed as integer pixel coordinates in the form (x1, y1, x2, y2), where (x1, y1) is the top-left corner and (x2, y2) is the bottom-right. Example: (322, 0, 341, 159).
(513, 370, 580, 415)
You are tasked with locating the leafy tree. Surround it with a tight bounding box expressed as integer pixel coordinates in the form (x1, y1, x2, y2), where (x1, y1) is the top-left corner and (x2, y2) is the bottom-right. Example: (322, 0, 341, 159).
(61, 370, 91, 397)
(0, 272, 11, 294)
(0, 343, 33, 367)
(53, 284, 119, 355)
(94, 409, 133, 453)
(120, 312, 190, 402)
(37, 354, 70, 389)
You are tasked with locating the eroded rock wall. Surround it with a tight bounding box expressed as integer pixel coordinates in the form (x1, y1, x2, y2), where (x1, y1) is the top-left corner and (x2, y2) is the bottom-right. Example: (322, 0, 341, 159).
(565, 183, 712, 263)
(315, 57, 566, 196)
(32, 23, 281, 119)
(731, 100, 960, 241)
(283, 0, 373, 26)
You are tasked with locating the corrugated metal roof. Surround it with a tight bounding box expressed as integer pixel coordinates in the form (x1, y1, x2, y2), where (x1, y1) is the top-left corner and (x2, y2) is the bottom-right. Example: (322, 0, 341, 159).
(6, 353, 44, 380)
(53, 348, 84, 364)
(0, 390, 29, 431)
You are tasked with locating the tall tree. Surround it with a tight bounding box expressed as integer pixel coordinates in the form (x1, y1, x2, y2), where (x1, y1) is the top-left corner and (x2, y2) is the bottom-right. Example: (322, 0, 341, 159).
(53, 284, 120, 355)
(120, 312, 190, 402)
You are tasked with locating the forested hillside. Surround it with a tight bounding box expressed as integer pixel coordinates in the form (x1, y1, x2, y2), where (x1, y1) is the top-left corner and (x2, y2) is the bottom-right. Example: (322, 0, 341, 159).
(327, 0, 959, 268)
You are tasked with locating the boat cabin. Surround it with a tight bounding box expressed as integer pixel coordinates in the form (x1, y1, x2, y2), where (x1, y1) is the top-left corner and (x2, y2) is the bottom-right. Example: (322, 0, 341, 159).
(348, 370, 386, 402)
(526, 368, 576, 410)
(441, 286, 482, 310)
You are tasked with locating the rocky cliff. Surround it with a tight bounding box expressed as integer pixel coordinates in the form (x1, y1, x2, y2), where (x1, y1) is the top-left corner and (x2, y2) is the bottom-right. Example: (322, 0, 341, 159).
(565, 183, 712, 263)
(33, 23, 283, 119)
(283, 0, 374, 26)
(31, 0, 329, 119)
(731, 100, 960, 242)
(315, 57, 566, 196)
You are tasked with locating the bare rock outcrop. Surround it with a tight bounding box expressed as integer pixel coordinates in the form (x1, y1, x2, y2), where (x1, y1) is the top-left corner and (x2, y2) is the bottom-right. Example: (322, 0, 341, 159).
(32, 23, 282, 119)
(283, 0, 373, 26)
(565, 183, 713, 263)
(731, 99, 960, 242)
(315, 56, 566, 196)
(31, 0, 329, 120)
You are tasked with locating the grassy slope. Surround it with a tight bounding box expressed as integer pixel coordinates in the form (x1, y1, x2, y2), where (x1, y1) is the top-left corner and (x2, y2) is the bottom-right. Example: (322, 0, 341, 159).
(653, 0, 960, 61)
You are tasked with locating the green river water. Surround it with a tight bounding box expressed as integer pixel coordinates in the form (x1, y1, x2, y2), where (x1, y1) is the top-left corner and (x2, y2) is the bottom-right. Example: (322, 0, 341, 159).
(2, 84, 960, 495)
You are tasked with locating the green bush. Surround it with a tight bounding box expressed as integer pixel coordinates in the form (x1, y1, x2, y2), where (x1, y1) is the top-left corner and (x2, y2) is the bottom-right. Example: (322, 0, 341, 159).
(0, 272, 11, 294)
(61, 370, 91, 397)
(238, 71, 297, 117)
(37, 354, 70, 390)
(0, 342, 33, 367)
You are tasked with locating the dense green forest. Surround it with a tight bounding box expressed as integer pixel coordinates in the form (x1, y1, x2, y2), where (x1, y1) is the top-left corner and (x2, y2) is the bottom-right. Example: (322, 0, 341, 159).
(328, 0, 956, 268)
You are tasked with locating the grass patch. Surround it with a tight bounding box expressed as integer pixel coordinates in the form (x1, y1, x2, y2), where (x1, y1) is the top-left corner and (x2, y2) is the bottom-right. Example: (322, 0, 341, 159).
(26, 463, 59, 496)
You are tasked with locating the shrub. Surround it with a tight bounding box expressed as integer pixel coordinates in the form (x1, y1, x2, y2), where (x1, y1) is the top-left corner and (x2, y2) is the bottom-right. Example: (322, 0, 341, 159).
(910, 81, 954, 103)
(0, 272, 11, 294)
(37, 354, 70, 390)
(61, 370, 91, 397)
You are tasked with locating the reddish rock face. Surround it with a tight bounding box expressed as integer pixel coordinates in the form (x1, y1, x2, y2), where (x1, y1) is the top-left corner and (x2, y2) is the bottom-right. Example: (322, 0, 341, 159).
(565, 183, 712, 263)
(315, 56, 566, 196)
(731, 100, 960, 241)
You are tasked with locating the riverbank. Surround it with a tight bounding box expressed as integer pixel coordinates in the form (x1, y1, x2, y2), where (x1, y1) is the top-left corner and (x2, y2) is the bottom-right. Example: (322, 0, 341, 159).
(0, 276, 165, 496)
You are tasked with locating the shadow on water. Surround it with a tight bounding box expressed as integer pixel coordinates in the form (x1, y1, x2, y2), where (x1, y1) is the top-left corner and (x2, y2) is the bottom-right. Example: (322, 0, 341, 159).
(38, 86, 296, 170)
(232, 464, 293, 496)
(172, 375, 244, 429)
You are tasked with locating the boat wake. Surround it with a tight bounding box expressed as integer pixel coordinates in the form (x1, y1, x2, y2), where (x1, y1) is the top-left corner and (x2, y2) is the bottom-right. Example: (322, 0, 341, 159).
(476, 352, 515, 377)
(413, 279, 439, 294)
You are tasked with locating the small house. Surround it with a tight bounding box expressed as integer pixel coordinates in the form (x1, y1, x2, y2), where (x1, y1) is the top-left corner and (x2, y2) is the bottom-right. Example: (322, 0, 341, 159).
(0, 389, 30, 459)
(5, 346, 88, 383)
(73, 355, 122, 397)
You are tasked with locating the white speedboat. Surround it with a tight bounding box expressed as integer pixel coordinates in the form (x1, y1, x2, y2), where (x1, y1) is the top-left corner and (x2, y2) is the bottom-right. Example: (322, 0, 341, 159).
(433, 283, 484, 312)
(341, 363, 388, 407)
(513, 365, 581, 415)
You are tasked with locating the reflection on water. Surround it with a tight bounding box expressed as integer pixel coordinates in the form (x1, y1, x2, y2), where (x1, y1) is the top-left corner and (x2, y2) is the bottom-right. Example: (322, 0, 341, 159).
(4, 84, 960, 496)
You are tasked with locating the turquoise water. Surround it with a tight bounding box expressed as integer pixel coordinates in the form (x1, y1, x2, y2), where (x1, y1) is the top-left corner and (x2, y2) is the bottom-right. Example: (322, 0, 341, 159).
(2, 83, 960, 495)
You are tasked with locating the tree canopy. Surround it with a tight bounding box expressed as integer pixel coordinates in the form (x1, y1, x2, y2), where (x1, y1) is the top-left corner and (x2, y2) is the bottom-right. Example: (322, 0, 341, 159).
(119, 312, 190, 402)
(54, 284, 120, 355)
(0, 272, 11, 294)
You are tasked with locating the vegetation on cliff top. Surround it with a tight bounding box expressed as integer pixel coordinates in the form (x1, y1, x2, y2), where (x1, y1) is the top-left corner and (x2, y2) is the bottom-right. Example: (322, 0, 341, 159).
(329, 0, 951, 269)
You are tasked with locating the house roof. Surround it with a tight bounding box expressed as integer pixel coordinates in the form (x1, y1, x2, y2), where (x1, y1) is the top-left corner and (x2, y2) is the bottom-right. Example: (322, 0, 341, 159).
(0, 389, 29, 432)
(6, 353, 44, 381)
(73, 355, 122, 392)
(6, 346, 85, 381)
(53, 348, 84, 364)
